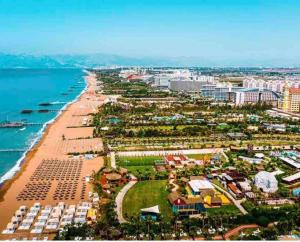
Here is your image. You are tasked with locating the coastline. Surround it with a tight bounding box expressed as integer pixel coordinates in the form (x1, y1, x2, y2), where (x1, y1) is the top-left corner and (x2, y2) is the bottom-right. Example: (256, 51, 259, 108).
(0, 69, 104, 235)
(0, 69, 88, 195)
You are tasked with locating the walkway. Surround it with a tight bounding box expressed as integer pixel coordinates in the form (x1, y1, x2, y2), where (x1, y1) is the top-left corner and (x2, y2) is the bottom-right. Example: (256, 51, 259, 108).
(224, 224, 258, 240)
(110, 151, 116, 169)
(115, 176, 137, 223)
(169, 179, 179, 192)
(212, 183, 248, 215)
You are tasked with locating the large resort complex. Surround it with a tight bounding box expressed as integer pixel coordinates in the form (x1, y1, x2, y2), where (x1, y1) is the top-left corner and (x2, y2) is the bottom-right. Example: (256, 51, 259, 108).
(1, 67, 300, 240)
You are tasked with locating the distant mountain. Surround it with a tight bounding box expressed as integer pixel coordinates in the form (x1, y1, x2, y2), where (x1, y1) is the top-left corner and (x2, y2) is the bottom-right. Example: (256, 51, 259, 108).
(0, 53, 182, 68)
(0, 53, 299, 68)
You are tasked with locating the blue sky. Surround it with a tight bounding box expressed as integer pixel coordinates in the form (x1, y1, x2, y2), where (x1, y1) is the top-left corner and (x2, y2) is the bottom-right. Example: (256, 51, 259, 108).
(0, 0, 300, 63)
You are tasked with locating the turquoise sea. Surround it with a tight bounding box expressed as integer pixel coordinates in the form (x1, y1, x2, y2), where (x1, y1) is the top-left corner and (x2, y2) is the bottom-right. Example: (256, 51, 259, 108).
(0, 69, 86, 183)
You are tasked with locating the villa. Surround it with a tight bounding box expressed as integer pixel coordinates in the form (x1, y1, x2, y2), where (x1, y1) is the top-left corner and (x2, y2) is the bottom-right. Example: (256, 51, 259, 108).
(164, 154, 190, 168)
(168, 192, 206, 217)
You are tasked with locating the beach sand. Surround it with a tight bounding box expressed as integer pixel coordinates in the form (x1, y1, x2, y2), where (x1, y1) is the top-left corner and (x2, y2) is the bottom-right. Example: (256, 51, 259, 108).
(0, 72, 105, 237)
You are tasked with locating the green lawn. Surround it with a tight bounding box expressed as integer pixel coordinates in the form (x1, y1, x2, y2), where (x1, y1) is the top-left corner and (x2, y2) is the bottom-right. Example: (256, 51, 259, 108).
(117, 156, 163, 166)
(206, 204, 241, 216)
(123, 180, 173, 220)
(124, 165, 155, 177)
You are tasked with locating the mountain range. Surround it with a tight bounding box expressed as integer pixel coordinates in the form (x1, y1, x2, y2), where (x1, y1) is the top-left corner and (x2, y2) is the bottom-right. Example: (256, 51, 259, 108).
(0, 53, 299, 68)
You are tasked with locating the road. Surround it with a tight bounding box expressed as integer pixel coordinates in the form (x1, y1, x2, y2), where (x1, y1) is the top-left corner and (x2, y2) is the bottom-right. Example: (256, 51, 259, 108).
(115, 177, 137, 223)
(212, 183, 248, 215)
(224, 224, 258, 240)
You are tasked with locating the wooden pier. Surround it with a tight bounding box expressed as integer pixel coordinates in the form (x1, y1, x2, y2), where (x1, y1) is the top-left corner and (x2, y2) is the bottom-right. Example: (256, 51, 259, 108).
(0, 149, 26, 152)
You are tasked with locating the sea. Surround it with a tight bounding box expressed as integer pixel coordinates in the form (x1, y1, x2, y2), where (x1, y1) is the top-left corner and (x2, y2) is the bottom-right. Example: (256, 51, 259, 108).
(0, 68, 86, 184)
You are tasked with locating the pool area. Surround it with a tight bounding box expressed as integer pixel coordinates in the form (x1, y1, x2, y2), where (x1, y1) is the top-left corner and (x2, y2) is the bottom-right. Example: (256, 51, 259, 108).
(107, 117, 122, 124)
(283, 150, 300, 158)
(292, 187, 300, 196)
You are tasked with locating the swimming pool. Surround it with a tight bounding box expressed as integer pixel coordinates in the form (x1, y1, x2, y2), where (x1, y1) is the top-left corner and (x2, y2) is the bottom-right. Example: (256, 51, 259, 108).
(292, 187, 300, 196)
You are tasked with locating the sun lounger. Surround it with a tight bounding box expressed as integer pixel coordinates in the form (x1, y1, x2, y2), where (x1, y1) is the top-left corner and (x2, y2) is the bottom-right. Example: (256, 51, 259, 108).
(34, 221, 46, 227)
(29, 208, 40, 214)
(37, 215, 49, 221)
(45, 222, 59, 230)
(75, 211, 87, 217)
(2, 223, 17, 234)
(74, 216, 86, 224)
(1, 229, 14, 234)
(60, 218, 73, 227)
(30, 226, 43, 234)
(18, 222, 32, 230)
(62, 214, 74, 220)
(47, 217, 60, 223)
(41, 211, 51, 217)
(23, 218, 34, 224)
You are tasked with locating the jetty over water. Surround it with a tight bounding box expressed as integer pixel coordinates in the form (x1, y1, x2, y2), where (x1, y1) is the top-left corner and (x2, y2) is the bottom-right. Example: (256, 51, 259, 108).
(21, 109, 65, 114)
(0, 149, 26, 152)
(0, 121, 44, 128)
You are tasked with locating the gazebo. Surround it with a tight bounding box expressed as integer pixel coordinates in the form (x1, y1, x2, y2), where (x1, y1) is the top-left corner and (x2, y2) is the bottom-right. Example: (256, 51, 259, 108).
(140, 205, 160, 221)
(106, 173, 122, 184)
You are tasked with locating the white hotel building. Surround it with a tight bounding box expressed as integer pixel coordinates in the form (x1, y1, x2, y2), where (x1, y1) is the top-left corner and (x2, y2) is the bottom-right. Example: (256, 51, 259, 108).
(243, 78, 300, 93)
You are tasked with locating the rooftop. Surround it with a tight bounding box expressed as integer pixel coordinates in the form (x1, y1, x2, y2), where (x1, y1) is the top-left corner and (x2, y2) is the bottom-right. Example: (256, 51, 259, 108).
(289, 88, 300, 94)
(188, 179, 214, 192)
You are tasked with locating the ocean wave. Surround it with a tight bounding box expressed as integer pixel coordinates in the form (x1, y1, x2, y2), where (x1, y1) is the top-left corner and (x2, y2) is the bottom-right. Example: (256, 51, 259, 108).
(0, 73, 88, 185)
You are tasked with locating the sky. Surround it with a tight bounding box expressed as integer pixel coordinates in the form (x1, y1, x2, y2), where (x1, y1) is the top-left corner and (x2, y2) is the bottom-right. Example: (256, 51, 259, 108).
(0, 0, 300, 64)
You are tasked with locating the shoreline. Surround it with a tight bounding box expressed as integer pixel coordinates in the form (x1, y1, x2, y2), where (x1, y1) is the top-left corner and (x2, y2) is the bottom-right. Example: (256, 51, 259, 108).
(0, 68, 104, 236)
(0, 69, 89, 196)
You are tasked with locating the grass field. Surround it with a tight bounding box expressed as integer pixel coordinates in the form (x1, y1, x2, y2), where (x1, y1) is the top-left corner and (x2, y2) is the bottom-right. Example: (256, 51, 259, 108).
(124, 165, 155, 177)
(206, 204, 241, 216)
(123, 180, 173, 220)
(117, 156, 163, 166)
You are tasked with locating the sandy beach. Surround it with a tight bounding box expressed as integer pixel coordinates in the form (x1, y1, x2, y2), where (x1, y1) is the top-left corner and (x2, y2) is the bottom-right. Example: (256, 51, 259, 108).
(0, 71, 105, 238)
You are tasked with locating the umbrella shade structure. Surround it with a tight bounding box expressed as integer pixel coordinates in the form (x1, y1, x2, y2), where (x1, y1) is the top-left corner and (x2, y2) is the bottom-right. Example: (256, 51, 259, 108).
(15, 210, 24, 218)
(140, 205, 160, 221)
(106, 173, 122, 182)
(33, 203, 41, 209)
(6, 222, 17, 230)
(11, 216, 22, 224)
(19, 206, 27, 213)
(140, 205, 160, 214)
